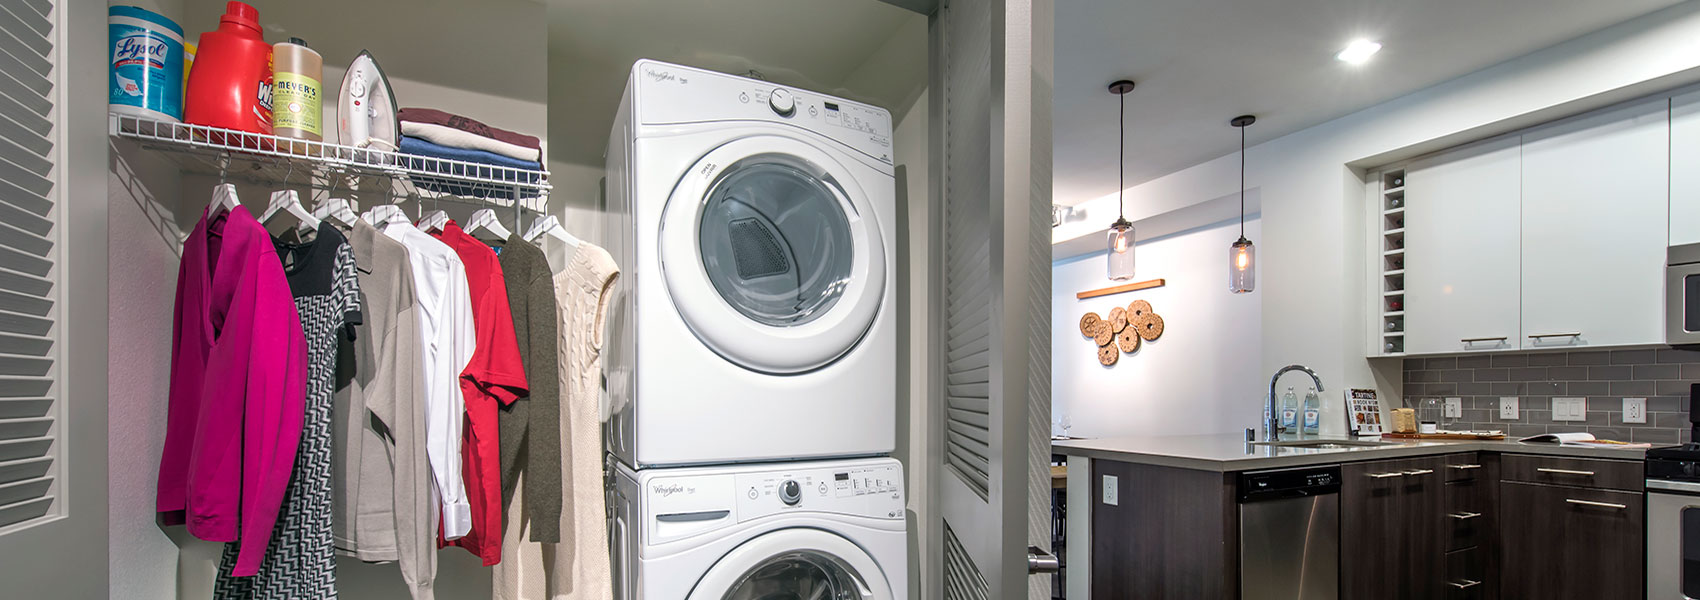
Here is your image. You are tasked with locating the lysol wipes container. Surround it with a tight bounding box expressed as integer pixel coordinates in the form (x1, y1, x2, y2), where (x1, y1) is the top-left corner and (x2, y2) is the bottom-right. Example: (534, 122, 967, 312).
(109, 6, 184, 123)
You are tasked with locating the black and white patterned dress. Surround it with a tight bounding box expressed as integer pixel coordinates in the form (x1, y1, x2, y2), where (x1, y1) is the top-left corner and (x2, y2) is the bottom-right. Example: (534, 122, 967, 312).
(215, 222, 361, 599)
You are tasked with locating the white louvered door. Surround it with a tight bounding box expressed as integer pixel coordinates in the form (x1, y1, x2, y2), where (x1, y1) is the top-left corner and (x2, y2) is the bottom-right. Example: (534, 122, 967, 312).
(0, 0, 59, 533)
(934, 0, 1053, 598)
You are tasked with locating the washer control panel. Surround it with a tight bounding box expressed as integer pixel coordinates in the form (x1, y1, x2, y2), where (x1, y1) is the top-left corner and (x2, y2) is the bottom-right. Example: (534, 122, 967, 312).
(733, 461, 904, 522)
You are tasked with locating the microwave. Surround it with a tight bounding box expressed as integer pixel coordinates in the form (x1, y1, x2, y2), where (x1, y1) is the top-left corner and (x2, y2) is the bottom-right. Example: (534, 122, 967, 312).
(1670, 242, 1700, 345)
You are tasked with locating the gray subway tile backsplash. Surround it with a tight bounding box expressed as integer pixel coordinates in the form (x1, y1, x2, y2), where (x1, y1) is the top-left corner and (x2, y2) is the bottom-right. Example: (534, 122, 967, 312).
(1403, 348, 1696, 444)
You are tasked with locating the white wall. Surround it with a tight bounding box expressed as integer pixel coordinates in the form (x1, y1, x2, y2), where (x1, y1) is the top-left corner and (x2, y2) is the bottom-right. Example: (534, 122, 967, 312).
(1055, 1, 1700, 433)
(1052, 218, 1263, 439)
(891, 88, 929, 598)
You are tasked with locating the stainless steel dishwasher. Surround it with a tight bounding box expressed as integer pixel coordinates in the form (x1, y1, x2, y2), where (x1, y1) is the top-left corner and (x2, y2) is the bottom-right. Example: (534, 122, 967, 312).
(1238, 465, 1341, 600)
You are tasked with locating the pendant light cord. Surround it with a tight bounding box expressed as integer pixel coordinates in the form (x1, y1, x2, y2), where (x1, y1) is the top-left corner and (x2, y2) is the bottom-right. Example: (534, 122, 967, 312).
(1239, 124, 1245, 238)
(1118, 91, 1126, 222)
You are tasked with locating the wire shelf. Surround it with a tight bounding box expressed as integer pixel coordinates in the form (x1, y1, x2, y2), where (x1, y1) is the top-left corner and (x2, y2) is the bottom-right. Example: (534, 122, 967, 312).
(108, 112, 551, 202)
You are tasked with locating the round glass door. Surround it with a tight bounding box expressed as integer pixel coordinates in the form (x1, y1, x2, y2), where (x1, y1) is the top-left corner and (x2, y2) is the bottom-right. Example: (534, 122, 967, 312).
(698, 159, 853, 328)
(720, 551, 869, 600)
(660, 135, 887, 374)
(686, 528, 889, 600)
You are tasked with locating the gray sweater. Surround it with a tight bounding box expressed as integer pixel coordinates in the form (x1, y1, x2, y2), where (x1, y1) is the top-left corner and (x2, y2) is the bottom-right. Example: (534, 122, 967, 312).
(492, 233, 563, 542)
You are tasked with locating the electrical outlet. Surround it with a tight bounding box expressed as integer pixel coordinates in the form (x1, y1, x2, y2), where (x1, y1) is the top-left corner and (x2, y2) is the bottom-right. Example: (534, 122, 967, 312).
(1552, 397, 1587, 422)
(1499, 397, 1520, 420)
(1103, 475, 1119, 506)
(1444, 397, 1463, 419)
(1624, 397, 1648, 424)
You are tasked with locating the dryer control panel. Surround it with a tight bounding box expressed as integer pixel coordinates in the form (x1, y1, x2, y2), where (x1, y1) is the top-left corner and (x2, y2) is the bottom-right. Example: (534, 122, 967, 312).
(631, 59, 894, 166)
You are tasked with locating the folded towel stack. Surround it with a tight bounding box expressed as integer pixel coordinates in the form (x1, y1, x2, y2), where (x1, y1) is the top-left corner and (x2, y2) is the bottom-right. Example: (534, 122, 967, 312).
(398, 108, 544, 199)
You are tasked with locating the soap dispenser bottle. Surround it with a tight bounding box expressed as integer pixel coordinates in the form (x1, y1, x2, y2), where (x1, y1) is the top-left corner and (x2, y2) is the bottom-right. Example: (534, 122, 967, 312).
(1303, 386, 1322, 437)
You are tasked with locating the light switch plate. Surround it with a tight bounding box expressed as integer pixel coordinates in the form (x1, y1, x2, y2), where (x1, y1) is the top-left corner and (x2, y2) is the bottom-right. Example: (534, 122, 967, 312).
(1103, 475, 1119, 506)
(1444, 397, 1463, 419)
(1623, 397, 1647, 424)
(1499, 397, 1520, 420)
(1552, 397, 1587, 422)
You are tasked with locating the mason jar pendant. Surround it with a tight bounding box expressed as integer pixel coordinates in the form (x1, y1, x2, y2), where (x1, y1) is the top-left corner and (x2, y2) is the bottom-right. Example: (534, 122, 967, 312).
(1230, 236, 1255, 293)
(1107, 217, 1135, 281)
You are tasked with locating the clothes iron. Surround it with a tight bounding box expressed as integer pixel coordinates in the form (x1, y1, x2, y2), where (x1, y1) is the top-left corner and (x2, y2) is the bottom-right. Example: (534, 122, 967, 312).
(337, 50, 398, 156)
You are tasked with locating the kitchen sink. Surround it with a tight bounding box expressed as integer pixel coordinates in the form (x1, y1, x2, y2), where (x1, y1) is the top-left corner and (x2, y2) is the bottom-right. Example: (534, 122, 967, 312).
(1254, 439, 1400, 449)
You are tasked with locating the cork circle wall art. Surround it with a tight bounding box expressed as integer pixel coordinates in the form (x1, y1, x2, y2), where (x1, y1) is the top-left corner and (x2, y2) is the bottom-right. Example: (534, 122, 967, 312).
(1079, 299, 1165, 366)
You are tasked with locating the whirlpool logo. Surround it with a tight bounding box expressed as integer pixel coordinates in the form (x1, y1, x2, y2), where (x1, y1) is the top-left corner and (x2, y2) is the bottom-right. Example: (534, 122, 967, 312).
(645, 69, 687, 85)
(652, 483, 695, 497)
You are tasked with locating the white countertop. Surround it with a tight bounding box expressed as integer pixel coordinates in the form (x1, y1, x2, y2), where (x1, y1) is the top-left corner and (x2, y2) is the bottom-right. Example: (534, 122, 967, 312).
(1051, 433, 1650, 472)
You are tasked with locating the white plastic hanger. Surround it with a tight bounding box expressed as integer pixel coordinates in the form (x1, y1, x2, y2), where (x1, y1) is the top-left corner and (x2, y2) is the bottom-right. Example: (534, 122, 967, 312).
(465, 208, 513, 241)
(260, 190, 321, 233)
(523, 214, 581, 248)
(417, 209, 450, 234)
(314, 197, 360, 229)
(210, 183, 241, 217)
(363, 204, 412, 229)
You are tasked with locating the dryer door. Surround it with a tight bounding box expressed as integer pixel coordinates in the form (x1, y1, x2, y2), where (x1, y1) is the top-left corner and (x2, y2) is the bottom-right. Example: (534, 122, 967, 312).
(660, 134, 887, 374)
(686, 528, 891, 600)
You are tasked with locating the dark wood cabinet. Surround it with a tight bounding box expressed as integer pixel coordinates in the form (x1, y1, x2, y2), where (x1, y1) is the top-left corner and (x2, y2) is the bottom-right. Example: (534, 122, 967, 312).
(1498, 481, 1643, 599)
(1342, 456, 1447, 600)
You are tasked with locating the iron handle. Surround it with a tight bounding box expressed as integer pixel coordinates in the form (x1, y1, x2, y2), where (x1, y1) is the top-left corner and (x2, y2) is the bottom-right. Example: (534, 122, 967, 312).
(1448, 464, 1482, 470)
(1565, 498, 1627, 510)
(1449, 579, 1482, 590)
(1529, 332, 1582, 339)
(1461, 336, 1509, 343)
(1449, 511, 1482, 520)
(1403, 469, 1435, 476)
(1366, 472, 1404, 478)
(1538, 468, 1595, 476)
(1026, 546, 1061, 574)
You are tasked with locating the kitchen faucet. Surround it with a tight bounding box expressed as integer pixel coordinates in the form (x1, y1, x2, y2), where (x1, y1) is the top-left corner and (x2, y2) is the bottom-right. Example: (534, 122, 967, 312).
(1265, 365, 1325, 441)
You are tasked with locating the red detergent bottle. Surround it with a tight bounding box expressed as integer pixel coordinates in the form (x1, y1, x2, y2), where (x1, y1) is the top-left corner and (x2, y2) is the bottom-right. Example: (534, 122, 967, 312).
(184, 2, 273, 136)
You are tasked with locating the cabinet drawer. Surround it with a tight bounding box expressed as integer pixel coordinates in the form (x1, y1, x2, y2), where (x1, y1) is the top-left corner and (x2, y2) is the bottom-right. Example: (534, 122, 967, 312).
(1445, 547, 1486, 600)
(1445, 479, 1486, 551)
(1444, 453, 1483, 482)
(1501, 454, 1642, 491)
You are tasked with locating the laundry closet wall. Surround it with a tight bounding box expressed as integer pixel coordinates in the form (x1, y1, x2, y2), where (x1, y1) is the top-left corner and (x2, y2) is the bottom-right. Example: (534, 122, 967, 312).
(104, 1, 551, 598)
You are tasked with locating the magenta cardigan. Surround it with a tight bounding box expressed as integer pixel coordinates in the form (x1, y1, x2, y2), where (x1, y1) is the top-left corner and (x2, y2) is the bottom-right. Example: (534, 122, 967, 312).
(157, 207, 308, 576)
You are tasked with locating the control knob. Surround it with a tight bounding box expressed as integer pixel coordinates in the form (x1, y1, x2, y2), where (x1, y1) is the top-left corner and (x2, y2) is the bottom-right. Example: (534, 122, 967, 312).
(779, 480, 802, 505)
(769, 88, 796, 117)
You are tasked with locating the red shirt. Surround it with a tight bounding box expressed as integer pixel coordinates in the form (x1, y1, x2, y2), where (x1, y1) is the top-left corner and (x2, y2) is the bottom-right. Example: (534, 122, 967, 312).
(432, 221, 528, 565)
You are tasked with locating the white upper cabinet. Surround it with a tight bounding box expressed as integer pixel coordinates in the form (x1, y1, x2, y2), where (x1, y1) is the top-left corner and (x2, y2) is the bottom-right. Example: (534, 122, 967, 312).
(1519, 98, 1669, 349)
(1674, 90, 1700, 246)
(1404, 136, 1523, 354)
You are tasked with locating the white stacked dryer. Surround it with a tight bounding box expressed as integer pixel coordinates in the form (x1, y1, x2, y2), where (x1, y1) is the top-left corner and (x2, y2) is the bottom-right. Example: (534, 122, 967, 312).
(603, 59, 898, 468)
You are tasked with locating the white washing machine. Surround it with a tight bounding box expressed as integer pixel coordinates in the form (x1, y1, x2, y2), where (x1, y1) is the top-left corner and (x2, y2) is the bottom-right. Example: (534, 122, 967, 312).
(603, 59, 897, 468)
(610, 457, 907, 600)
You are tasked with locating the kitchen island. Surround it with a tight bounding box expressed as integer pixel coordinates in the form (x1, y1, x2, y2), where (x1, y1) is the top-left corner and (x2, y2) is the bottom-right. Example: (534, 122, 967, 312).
(1052, 434, 1647, 600)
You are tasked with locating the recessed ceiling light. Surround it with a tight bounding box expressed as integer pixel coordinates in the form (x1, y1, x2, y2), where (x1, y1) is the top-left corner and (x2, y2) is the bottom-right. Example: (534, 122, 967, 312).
(1336, 39, 1382, 65)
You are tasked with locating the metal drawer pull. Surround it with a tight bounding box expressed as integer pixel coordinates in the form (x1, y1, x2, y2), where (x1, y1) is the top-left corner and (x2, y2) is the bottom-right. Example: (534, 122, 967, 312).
(1565, 499, 1627, 510)
(1537, 468, 1595, 476)
(1449, 511, 1482, 520)
(1366, 472, 1404, 478)
(1529, 332, 1582, 339)
(1449, 579, 1482, 590)
(1403, 469, 1435, 476)
(1461, 336, 1508, 343)
(1447, 464, 1482, 470)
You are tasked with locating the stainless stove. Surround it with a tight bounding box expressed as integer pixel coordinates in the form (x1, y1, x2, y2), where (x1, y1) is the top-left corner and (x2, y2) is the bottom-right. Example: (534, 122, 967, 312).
(1647, 384, 1700, 599)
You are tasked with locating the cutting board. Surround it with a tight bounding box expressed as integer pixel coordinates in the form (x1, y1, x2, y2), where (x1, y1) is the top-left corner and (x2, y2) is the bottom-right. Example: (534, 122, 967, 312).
(1382, 431, 1506, 441)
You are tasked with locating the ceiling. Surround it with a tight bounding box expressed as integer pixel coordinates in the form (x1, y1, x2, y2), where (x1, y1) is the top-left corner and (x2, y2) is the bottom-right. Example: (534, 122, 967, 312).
(1053, 0, 1684, 205)
(547, 0, 928, 166)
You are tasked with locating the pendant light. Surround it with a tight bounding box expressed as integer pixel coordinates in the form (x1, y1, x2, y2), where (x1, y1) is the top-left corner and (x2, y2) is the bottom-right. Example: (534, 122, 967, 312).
(1229, 115, 1256, 294)
(1106, 80, 1136, 281)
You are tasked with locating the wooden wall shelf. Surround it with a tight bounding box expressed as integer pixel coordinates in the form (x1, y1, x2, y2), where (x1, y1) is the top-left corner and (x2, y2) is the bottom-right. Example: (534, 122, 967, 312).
(1076, 278, 1166, 300)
